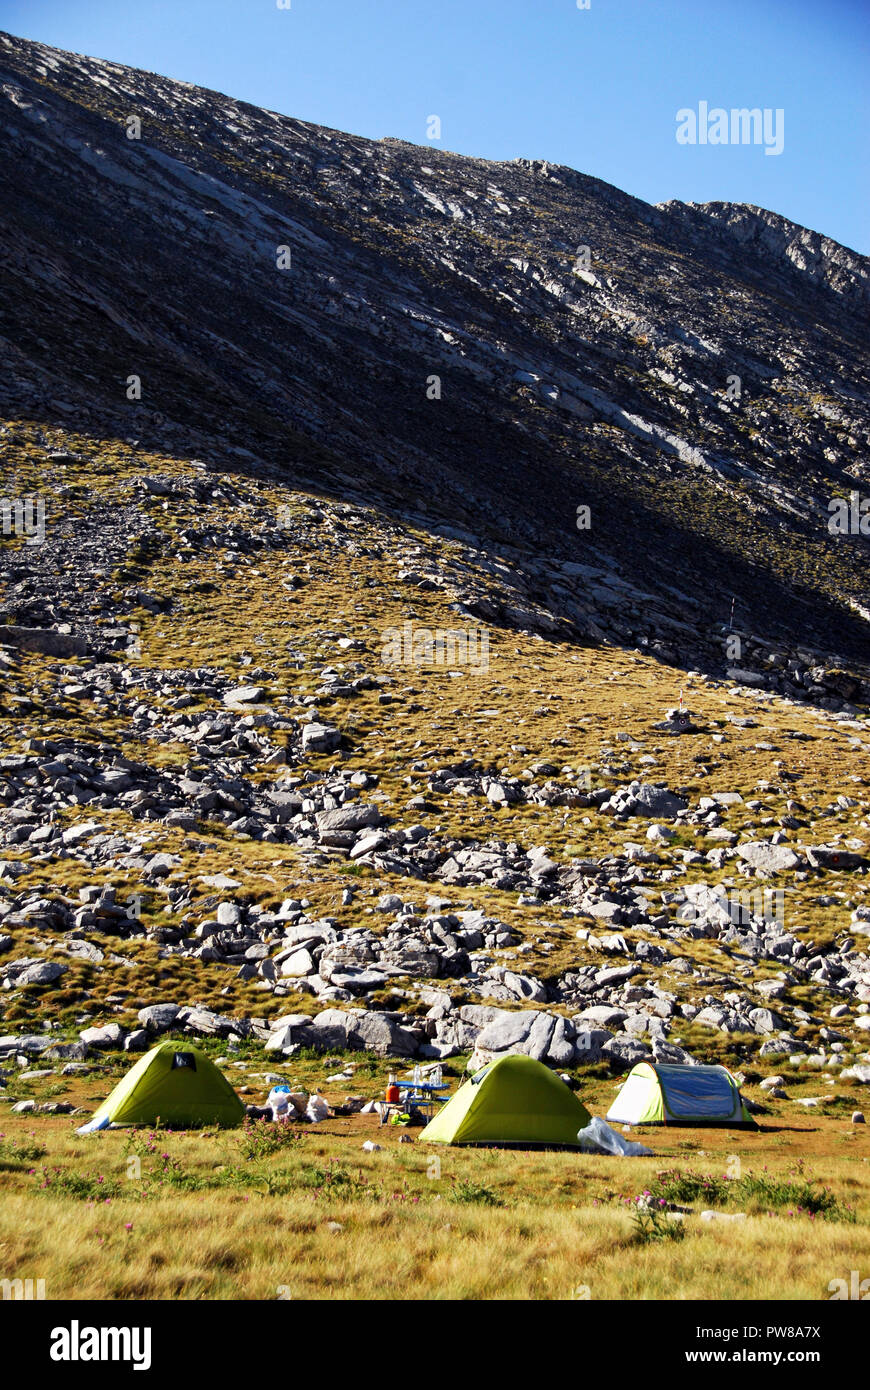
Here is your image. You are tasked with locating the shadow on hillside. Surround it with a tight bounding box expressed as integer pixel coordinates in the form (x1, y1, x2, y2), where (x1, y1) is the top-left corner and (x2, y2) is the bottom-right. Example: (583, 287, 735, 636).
(3, 402, 869, 696)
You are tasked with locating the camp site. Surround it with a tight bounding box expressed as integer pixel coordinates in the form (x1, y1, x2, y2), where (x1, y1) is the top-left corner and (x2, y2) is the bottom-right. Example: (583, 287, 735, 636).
(0, 1, 869, 1340)
(2, 1021, 868, 1302)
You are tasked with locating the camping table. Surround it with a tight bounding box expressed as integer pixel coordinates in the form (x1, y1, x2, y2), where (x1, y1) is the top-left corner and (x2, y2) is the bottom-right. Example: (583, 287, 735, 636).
(397, 1081, 450, 1120)
(377, 1101, 404, 1126)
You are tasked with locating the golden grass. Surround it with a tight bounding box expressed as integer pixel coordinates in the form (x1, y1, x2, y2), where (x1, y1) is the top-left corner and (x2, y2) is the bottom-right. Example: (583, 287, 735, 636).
(0, 1105, 868, 1300)
(4, 1191, 869, 1301)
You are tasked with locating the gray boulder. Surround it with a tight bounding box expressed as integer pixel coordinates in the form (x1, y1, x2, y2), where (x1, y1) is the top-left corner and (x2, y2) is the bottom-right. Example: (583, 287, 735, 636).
(303, 1008, 353, 1049)
(348, 1011, 418, 1058)
(573, 1026, 615, 1061)
(80, 1023, 126, 1049)
(651, 1039, 698, 1065)
(45, 1041, 90, 1062)
(183, 1008, 237, 1037)
(350, 832, 391, 859)
(299, 1008, 419, 1057)
(805, 845, 868, 871)
(521, 1012, 557, 1063)
(143, 853, 179, 880)
(301, 722, 341, 753)
(0, 1034, 52, 1055)
(475, 1010, 536, 1054)
(471, 1009, 589, 1066)
(0, 625, 89, 657)
(265, 1014, 311, 1053)
(16, 960, 66, 987)
(594, 965, 640, 988)
(224, 685, 265, 704)
(602, 1036, 651, 1067)
(502, 970, 548, 1003)
(547, 1015, 578, 1066)
(748, 1007, 786, 1034)
(607, 782, 688, 819)
(315, 804, 383, 835)
(841, 1065, 870, 1085)
(280, 948, 316, 978)
(576, 1006, 628, 1029)
(428, 1017, 482, 1057)
(324, 966, 389, 994)
(459, 1004, 506, 1027)
(738, 842, 801, 873)
(138, 1003, 181, 1033)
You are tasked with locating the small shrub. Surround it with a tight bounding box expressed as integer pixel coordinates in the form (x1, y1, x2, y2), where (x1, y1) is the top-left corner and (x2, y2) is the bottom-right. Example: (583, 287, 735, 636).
(35, 1166, 124, 1201)
(236, 1118, 304, 1161)
(631, 1195, 686, 1245)
(448, 1178, 504, 1208)
(648, 1162, 856, 1224)
(0, 1132, 47, 1163)
(297, 1159, 372, 1200)
(122, 1132, 204, 1192)
(649, 1169, 730, 1206)
(735, 1161, 856, 1223)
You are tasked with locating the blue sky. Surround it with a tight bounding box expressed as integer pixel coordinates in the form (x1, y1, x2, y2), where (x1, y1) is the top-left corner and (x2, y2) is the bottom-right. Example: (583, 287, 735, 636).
(2, 0, 868, 252)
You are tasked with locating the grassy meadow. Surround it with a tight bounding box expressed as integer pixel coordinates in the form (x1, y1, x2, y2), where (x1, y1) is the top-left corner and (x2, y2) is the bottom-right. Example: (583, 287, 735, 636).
(0, 1057, 868, 1301)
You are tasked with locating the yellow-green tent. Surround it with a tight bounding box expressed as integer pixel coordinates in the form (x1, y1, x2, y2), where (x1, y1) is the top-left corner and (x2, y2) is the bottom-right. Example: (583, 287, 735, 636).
(607, 1062, 752, 1127)
(77, 1040, 245, 1132)
(420, 1054, 591, 1148)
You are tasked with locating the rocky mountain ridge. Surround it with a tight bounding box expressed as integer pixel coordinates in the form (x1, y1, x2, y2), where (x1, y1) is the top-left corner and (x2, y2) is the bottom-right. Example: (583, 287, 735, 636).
(1, 30, 868, 686)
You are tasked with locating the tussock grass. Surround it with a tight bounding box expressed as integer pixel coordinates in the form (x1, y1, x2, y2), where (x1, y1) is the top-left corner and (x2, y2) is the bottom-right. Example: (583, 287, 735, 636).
(0, 1102, 867, 1299)
(1, 1185, 868, 1301)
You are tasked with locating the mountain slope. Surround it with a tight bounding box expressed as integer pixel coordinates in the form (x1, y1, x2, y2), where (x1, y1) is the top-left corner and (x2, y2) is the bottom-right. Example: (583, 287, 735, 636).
(0, 33, 869, 1185)
(0, 29, 869, 682)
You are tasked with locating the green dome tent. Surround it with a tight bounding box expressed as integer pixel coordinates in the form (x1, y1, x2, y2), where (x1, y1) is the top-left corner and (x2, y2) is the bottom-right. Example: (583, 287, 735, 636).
(77, 1040, 245, 1132)
(607, 1062, 753, 1127)
(420, 1054, 591, 1148)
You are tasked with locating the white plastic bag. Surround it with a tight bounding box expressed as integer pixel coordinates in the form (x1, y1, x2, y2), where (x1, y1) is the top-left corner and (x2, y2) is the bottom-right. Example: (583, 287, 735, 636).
(306, 1093, 330, 1124)
(576, 1115, 653, 1157)
(267, 1085, 295, 1122)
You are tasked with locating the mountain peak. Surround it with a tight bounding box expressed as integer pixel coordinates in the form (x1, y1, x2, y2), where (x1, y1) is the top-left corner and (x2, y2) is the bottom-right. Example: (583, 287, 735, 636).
(0, 29, 868, 676)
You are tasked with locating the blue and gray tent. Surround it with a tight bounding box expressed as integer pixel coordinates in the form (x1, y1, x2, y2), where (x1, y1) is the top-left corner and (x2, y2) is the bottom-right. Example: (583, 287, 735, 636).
(607, 1062, 753, 1127)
